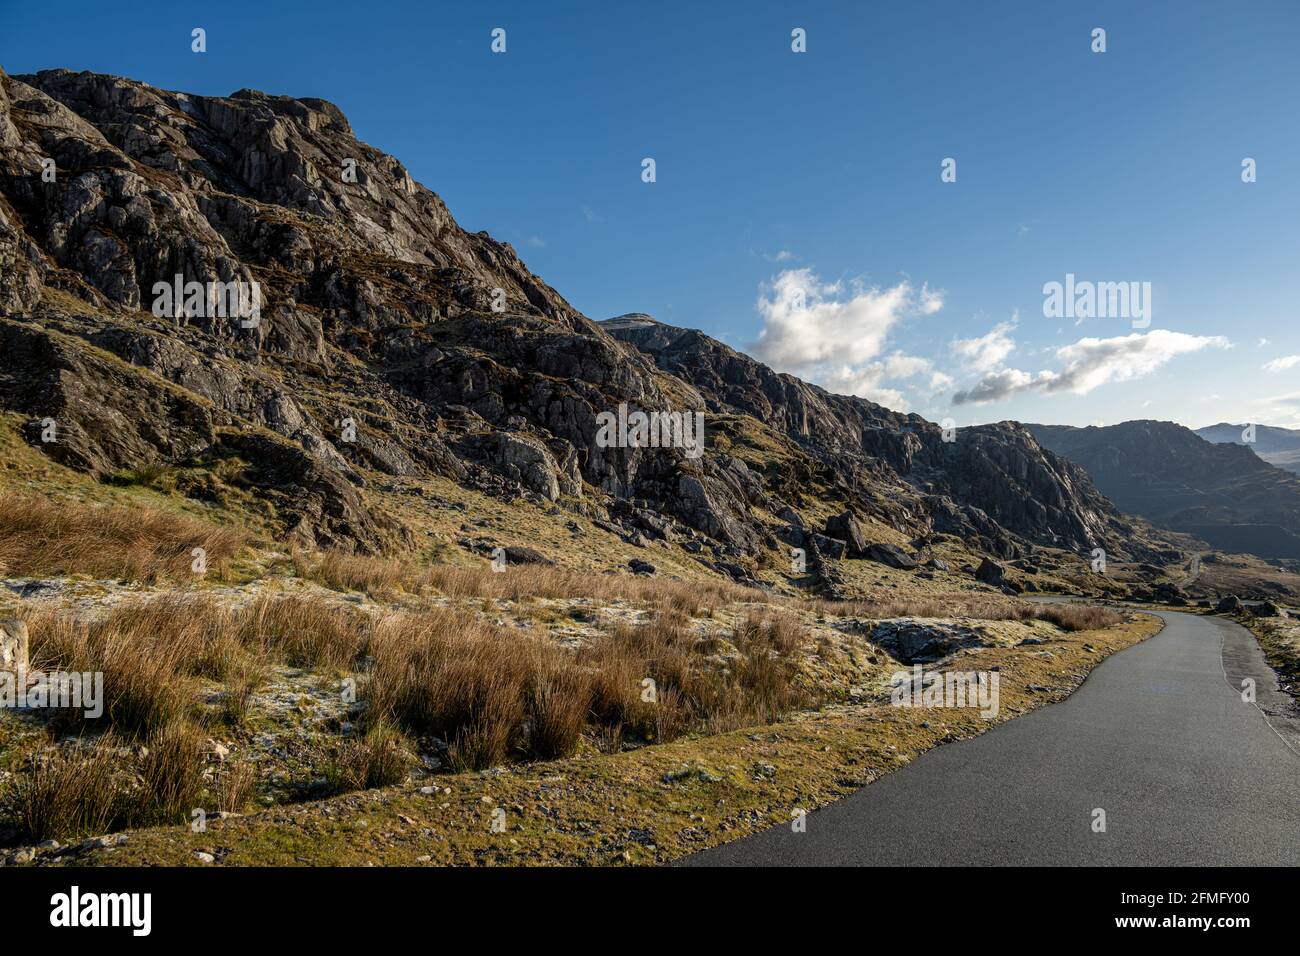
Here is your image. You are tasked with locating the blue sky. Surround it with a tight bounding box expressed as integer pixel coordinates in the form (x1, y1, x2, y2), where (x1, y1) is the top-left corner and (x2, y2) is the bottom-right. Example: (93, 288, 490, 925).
(3, 0, 1298, 428)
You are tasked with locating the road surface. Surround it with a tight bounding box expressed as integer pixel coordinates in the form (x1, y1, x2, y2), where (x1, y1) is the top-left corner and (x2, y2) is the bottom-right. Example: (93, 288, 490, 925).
(679, 610, 1300, 866)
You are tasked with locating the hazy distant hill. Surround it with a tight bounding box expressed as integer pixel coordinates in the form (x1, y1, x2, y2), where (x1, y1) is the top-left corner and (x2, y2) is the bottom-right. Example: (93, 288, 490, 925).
(1195, 422, 1300, 475)
(1027, 420, 1300, 559)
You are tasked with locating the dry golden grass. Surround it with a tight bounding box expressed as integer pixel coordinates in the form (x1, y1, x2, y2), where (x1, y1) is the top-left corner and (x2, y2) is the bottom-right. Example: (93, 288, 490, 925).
(803, 593, 1036, 620)
(0, 491, 247, 583)
(1033, 603, 1122, 632)
(7, 553, 1121, 841)
(215, 761, 257, 815)
(294, 547, 764, 611)
(135, 723, 206, 827)
(579, 610, 810, 743)
(0, 743, 122, 843)
(292, 549, 408, 601)
(0, 725, 209, 843)
(327, 721, 414, 792)
(22, 593, 369, 738)
(218, 656, 267, 726)
(361, 605, 811, 769)
(364, 608, 566, 769)
(25, 605, 200, 739)
(231, 593, 370, 671)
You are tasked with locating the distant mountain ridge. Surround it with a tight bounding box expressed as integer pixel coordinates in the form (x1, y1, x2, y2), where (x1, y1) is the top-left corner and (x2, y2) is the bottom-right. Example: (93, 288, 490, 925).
(1027, 419, 1300, 559)
(1195, 422, 1300, 475)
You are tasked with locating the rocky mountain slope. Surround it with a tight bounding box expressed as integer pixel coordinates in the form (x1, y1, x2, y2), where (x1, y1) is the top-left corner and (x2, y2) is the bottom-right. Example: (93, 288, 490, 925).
(0, 68, 1171, 590)
(1195, 422, 1300, 475)
(1028, 420, 1300, 559)
(601, 315, 1154, 559)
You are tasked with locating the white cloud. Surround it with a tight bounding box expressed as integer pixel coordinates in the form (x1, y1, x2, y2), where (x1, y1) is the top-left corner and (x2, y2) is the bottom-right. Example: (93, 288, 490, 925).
(1255, 390, 1300, 429)
(525, 235, 546, 248)
(928, 370, 955, 392)
(821, 352, 947, 411)
(748, 269, 944, 410)
(952, 330, 1230, 405)
(1262, 354, 1300, 372)
(822, 368, 908, 409)
(751, 269, 941, 371)
(951, 316, 1017, 374)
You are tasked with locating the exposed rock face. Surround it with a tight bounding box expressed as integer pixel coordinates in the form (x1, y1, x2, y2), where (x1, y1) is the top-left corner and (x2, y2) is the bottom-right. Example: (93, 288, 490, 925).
(863, 543, 918, 570)
(0, 68, 1171, 574)
(975, 558, 1006, 586)
(0, 619, 29, 674)
(824, 512, 869, 557)
(869, 619, 988, 664)
(604, 316, 1159, 560)
(489, 431, 565, 502)
(1029, 420, 1300, 559)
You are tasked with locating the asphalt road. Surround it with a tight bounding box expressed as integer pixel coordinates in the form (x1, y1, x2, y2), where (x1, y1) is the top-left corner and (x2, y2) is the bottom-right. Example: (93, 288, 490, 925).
(679, 610, 1300, 866)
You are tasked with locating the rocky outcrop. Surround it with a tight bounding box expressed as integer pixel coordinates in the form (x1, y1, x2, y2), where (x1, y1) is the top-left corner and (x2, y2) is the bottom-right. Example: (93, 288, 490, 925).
(863, 543, 918, 570)
(869, 619, 988, 664)
(488, 431, 565, 502)
(0, 619, 29, 674)
(974, 558, 1006, 586)
(605, 316, 1158, 559)
(824, 512, 868, 557)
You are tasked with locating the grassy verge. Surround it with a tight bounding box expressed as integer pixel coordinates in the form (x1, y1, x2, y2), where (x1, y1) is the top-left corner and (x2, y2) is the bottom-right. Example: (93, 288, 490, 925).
(1241, 614, 1300, 702)
(48, 613, 1160, 866)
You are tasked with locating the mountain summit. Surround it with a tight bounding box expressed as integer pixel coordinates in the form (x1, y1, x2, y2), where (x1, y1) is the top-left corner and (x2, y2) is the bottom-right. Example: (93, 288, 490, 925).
(0, 69, 1165, 586)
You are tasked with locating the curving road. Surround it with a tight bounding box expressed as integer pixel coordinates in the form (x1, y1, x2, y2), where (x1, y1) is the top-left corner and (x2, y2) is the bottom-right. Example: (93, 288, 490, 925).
(679, 610, 1300, 866)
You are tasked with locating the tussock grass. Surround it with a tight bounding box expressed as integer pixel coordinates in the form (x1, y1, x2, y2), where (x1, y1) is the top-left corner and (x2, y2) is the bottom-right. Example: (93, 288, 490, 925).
(327, 722, 414, 793)
(218, 656, 266, 727)
(0, 725, 208, 843)
(0, 491, 246, 583)
(294, 548, 764, 611)
(0, 744, 122, 843)
(292, 549, 408, 601)
(580, 610, 810, 743)
(135, 723, 205, 827)
(231, 593, 370, 671)
(285, 550, 1122, 639)
(362, 606, 810, 769)
(803, 593, 1037, 621)
(364, 609, 551, 769)
(25, 605, 199, 739)
(1033, 603, 1122, 632)
(22, 593, 369, 738)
